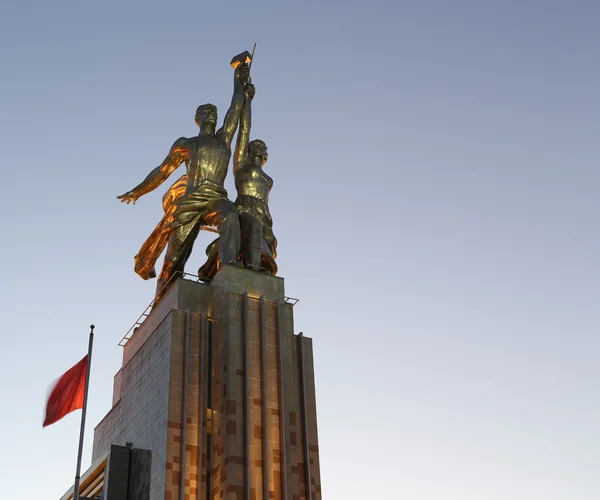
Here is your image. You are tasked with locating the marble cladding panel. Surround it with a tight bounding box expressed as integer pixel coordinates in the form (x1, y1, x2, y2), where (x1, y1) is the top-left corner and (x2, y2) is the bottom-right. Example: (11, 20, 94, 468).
(93, 312, 174, 500)
(211, 265, 285, 303)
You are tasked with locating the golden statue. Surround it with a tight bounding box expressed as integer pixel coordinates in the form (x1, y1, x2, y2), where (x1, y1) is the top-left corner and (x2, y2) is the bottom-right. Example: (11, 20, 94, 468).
(132, 174, 188, 281)
(118, 52, 252, 299)
(198, 79, 277, 279)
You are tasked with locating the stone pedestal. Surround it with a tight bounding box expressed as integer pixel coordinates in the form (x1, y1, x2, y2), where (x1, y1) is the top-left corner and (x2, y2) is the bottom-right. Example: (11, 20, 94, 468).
(92, 266, 322, 500)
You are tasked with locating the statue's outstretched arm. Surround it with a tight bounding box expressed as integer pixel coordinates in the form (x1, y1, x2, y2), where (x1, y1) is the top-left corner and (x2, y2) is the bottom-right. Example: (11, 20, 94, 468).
(117, 137, 189, 204)
(218, 63, 250, 147)
(234, 83, 255, 172)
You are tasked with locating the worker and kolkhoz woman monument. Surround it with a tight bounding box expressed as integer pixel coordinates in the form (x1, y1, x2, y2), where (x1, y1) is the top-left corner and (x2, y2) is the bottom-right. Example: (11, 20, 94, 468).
(117, 48, 277, 301)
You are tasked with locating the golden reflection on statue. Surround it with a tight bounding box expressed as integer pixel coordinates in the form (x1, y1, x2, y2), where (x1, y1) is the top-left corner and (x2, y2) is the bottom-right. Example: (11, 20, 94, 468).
(198, 81, 277, 279)
(118, 52, 252, 300)
(132, 175, 187, 280)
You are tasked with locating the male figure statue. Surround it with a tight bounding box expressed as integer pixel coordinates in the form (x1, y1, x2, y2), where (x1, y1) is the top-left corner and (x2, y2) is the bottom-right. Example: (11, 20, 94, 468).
(118, 55, 251, 299)
(199, 81, 277, 278)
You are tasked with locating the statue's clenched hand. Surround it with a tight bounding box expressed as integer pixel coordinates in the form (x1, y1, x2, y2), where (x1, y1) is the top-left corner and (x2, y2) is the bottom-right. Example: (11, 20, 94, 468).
(235, 62, 250, 83)
(244, 82, 255, 100)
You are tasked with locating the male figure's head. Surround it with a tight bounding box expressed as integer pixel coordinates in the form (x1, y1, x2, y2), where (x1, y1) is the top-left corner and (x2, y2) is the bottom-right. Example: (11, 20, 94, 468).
(248, 139, 268, 166)
(195, 104, 218, 128)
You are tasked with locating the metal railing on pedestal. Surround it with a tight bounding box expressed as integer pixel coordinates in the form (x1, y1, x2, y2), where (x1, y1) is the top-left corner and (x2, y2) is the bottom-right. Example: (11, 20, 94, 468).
(118, 272, 299, 347)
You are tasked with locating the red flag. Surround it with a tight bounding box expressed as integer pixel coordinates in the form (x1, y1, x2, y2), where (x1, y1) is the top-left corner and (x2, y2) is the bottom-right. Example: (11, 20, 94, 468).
(43, 355, 88, 427)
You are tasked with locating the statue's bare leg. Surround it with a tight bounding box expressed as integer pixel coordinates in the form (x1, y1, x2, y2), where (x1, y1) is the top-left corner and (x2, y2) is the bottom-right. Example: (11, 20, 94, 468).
(203, 198, 241, 266)
(240, 212, 263, 271)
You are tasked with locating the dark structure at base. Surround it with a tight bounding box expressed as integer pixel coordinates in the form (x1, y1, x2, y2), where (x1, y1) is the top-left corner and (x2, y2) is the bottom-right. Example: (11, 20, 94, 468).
(60, 444, 151, 500)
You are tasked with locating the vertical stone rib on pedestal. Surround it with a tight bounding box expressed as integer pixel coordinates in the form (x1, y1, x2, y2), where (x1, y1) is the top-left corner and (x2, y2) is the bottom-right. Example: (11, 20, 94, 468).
(197, 313, 205, 500)
(242, 292, 250, 500)
(276, 300, 289, 500)
(259, 296, 269, 500)
(297, 332, 312, 500)
(179, 309, 191, 500)
(206, 319, 213, 500)
(211, 292, 247, 500)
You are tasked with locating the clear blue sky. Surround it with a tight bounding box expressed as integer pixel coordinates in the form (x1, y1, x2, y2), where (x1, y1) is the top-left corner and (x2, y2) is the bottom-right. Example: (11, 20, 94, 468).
(1, 1, 599, 498)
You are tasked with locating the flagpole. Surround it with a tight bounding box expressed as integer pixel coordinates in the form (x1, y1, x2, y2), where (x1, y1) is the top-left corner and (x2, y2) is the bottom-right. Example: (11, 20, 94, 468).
(73, 325, 94, 500)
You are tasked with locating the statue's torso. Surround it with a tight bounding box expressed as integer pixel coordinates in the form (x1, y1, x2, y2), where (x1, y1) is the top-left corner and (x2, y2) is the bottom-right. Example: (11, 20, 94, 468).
(235, 163, 273, 203)
(185, 134, 231, 192)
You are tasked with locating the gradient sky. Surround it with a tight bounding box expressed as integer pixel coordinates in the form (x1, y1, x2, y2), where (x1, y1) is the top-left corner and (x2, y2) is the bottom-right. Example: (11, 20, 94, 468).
(1, 1, 599, 499)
